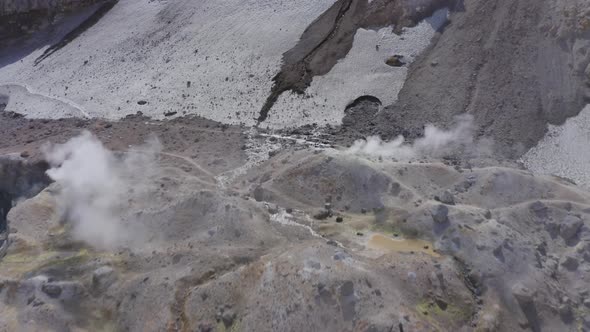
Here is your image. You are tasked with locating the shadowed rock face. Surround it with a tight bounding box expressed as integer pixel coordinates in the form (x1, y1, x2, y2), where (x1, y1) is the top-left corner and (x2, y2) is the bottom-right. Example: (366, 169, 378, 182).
(0, 158, 51, 198)
(33, 0, 117, 66)
(0, 191, 9, 232)
(0, 0, 105, 42)
(0, 157, 51, 234)
(0, 0, 99, 16)
(0, 94, 7, 112)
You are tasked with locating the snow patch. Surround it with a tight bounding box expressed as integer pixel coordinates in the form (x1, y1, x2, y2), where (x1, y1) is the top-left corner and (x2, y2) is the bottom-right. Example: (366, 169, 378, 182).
(263, 8, 449, 128)
(522, 104, 590, 189)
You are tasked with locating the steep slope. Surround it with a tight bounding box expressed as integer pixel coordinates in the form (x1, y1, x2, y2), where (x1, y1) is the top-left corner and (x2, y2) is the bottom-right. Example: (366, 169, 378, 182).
(367, 0, 590, 156)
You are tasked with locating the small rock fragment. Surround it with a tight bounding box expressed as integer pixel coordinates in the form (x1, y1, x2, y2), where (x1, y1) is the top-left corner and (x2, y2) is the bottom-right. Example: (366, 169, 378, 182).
(558, 303, 573, 323)
(41, 283, 62, 298)
(339, 281, 356, 320)
(432, 205, 449, 224)
(560, 215, 582, 241)
(493, 245, 505, 262)
(530, 201, 548, 219)
(512, 283, 533, 303)
(560, 255, 579, 271)
(216, 305, 236, 327)
(438, 190, 455, 205)
(313, 210, 331, 220)
(92, 266, 116, 290)
(385, 55, 405, 67)
(252, 187, 264, 202)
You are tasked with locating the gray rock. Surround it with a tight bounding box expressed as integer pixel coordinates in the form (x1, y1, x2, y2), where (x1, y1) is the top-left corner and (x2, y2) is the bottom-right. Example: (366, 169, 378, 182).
(432, 205, 449, 224)
(512, 283, 534, 306)
(333, 252, 349, 261)
(65, 281, 85, 297)
(307, 260, 321, 269)
(385, 55, 405, 67)
(92, 266, 116, 290)
(252, 186, 264, 202)
(558, 303, 573, 323)
(530, 201, 548, 219)
(493, 245, 505, 263)
(545, 221, 560, 238)
(511, 282, 541, 331)
(339, 281, 356, 321)
(197, 322, 214, 332)
(340, 281, 354, 297)
(41, 283, 62, 298)
(438, 190, 455, 205)
(390, 182, 401, 196)
(545, 257, 559, 277)
(221, 309, 236, 327)
(216, 306, 236, 327)
(560, 215, 583, 241)
(313, 210, 331, 220)
(560, 255, 579, 271)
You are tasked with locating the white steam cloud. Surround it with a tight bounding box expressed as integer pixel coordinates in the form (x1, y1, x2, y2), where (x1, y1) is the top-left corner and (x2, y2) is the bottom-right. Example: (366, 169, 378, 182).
(42, 131, 161, 249)
(347, 115, 492, 160)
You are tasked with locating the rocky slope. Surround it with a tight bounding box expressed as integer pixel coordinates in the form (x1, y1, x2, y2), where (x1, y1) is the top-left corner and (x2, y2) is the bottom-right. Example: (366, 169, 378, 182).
(340, 0, 590, 157)
(1, 139, 590, 331)
(1, 0, 590, 331)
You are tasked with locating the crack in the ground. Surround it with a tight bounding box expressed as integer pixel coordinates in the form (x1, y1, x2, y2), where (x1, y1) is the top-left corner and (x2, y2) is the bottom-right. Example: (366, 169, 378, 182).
(168, 268, 218, 332)
(452, 256, 482, 325)
(167, 256, 261, 332)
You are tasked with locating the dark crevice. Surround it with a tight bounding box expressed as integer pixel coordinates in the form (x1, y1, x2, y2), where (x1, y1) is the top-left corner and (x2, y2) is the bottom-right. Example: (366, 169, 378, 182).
(0, 191, 9, 257)
(34, 0, 118, 66)
(0, 94, 8, 112)
(0, 191, 10, 233)
(0, 158, 52, 258)
(257, 0, 456, 124)
(345, 95, 382, 110)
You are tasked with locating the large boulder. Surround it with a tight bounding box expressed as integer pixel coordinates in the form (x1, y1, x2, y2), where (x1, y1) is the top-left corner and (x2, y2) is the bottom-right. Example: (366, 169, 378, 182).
(560, 215, 583, 241)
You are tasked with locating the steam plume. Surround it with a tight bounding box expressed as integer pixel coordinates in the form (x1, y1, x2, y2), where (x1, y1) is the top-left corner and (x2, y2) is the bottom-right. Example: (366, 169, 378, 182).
(42, 131, 161, 249)
(347, 115, 492, 160)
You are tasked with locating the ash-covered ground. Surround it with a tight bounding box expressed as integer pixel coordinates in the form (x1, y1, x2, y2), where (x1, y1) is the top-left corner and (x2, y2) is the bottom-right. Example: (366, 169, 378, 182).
(1, 0, 590, 331)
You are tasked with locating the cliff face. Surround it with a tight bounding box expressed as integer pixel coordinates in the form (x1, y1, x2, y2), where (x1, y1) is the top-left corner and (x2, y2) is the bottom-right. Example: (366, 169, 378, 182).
(0, 0, 102, 41)
(0, 0, 98, 16)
